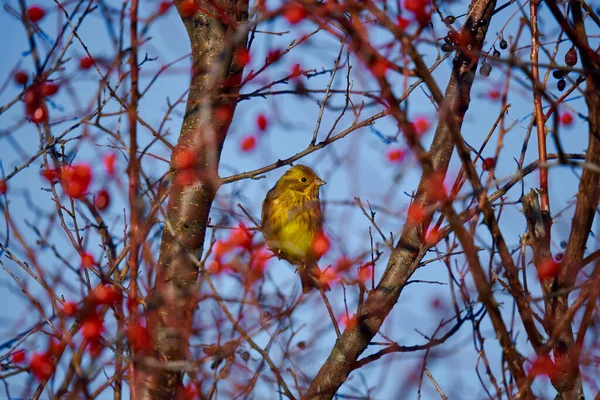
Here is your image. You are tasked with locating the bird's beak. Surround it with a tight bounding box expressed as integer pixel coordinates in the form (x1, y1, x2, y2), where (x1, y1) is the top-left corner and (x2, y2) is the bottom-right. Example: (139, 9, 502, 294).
(316, 178, 326, 187)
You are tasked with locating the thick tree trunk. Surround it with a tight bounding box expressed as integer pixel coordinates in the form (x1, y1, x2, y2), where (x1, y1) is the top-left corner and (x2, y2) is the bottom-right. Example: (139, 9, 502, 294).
(136, 1, 249, 398)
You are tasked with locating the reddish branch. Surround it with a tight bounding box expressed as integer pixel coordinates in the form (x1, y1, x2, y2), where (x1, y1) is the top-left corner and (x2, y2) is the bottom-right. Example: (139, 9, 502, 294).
(137, 0, 249, 398)
(529, 0, 549, 212)
(128, 0, 141, 396)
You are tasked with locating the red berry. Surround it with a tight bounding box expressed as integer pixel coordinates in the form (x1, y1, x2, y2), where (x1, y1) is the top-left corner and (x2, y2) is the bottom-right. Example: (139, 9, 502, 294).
(387, 148, 405, 163)
(61, 163, 92, 198)
(537, 259, 560, 281)
(397, 17, 410, 30)
(291, 63, 302, 78)
(311, 230, 331, 258)
(338, 313, 357, 329)
(482, 157, 496, 171)
(24, 88, 39, 106)
(412, 117, 430, 135)
(425, 227, 442, 245)
(358, 265, 372, 283)
(11, 349, 26, 364)
(79, 56, 94, 70)
(560, 112, 573, 126)
(234, 48, 251, 67)
(127, 323, 151, 352)
(404, 0, 428, 13)
(369, 57, 389, 77)
(95, 189, 110, 211)
(256, 114, 268, 131)
(487, 89, 501, 100)
(284, 4, 307, 24)
(240, 135, 256, 152)
(31, 106, 48, 124)
(91, 284, 122, 305)
(319, 268, 337, 286)
(0, 180, 6, 195)
(26, 5, 45, 23)
(60, 301, 78, 317)
(29, 352, 54, 381)
(158, 1, 172, 15)
(41, 168, 58, 182)
(229, 224, 253, 248)
(81, 314, 104, 340)
(40, 83, 59, 97)
(407, 204, 426, 224)
(81, 252, 95, 268)
(179, 0, 196, 17)
(103, 153, 116, 175)
(14, 70, 28, 85)
(334, 257, 353, 272)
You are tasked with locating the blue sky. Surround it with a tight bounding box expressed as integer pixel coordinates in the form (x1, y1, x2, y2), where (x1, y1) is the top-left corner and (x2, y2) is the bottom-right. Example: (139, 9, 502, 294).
(0, 0, 597, 398)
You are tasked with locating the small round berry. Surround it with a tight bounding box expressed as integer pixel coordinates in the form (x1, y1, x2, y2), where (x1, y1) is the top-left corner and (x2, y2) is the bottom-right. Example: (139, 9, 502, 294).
(560, 112, 573, 126)
(240, 135, 256, 152)
(482, 157, 496, 171)
(441, 43, 454, 52)
(26, 5, 45, 23)
(95, 190, 110, 211)
(552, 69, 565, 80)
(499, 39, 508, 50)
(444, 15, 456, 24)
(40, 83, 59, 97)
(79, 56, 94, 70)
(480, 63, 492, 77)
(14, 71, 28, 85)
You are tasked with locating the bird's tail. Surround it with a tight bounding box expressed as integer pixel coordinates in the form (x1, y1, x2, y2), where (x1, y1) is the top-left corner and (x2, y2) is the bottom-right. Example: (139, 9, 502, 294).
(299, 262, 331, 294)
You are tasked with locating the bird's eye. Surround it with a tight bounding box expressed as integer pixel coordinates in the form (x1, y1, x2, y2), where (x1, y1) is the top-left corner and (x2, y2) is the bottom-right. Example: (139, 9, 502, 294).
(301, 177, 307, 182)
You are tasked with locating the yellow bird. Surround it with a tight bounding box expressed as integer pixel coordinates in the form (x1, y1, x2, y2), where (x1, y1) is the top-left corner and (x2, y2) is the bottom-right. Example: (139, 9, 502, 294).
(261, 165, 329, 293)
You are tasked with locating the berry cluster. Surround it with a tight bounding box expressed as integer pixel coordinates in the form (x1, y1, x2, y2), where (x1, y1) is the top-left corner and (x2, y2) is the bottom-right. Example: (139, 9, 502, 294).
(552, 47, 578, 92)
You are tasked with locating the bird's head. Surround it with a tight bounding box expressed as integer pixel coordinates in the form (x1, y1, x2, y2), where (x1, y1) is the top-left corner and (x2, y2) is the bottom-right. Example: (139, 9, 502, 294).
(276, 165, 326, 198)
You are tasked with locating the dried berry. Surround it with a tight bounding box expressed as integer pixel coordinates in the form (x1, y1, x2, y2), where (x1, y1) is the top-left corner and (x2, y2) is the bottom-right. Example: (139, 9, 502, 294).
(444, 15, 456, 24)
(552, 69, 565, 80)
(441, 43, 454, 52)
(557, 79, 566, 91)
(565, 47, 577, 66)
(499, 39, 508, 50)
(477, 18, 488, 26)
(443, 35, 451, 43)
(480, 62, 492, 76)
(493, 49, 501, 58)
(241, 351, 250, 362)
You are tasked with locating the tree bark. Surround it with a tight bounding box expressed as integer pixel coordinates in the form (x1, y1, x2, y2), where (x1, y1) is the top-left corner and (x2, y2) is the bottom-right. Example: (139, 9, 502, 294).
(136, 1, 249, 398)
